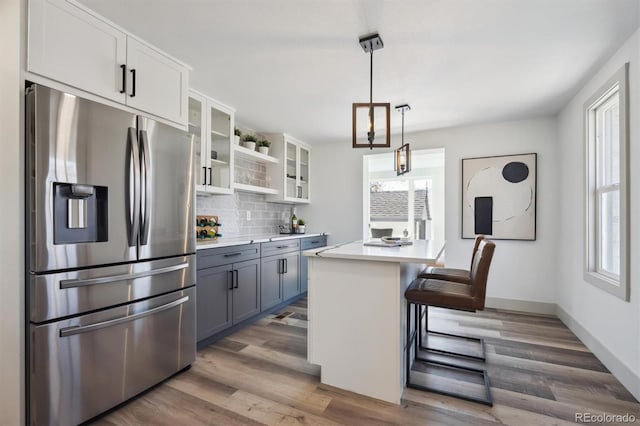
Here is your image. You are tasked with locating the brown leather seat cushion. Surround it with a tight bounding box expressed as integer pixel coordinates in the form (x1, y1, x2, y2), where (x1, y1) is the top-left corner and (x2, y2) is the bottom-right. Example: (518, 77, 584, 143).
(418, 266, 470, 284)
(405, 278, 476, 311)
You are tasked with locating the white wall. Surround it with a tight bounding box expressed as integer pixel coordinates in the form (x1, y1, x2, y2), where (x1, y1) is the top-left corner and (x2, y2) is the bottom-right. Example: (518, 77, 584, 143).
(557, 29, 640, 398)
(0, 0, 25, 424)
(300, 116, 559, 305)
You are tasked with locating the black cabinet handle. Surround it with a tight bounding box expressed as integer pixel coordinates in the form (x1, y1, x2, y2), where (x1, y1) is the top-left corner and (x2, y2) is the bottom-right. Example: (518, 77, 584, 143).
(283, 258, 288, 274)
(233, 270, 239, 288)
(208, 167, 212, 186)
(202, 167, 207, 185)
(276, 245, 289, 249)
(120, 64, 126, 94)
(310, 240, 320, 244)
(228, 270, 233, 290)
(129, 69, 136, 97)
(223, 252, 242, 258)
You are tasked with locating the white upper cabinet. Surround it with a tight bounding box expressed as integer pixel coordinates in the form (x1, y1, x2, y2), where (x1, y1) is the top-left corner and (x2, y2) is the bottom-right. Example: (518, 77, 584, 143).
(266, 134, 311, 204)
(188, 90, 234, 195)
(27, 0, 127, 103)
(27, 0, 189, 126)
(125, 37, 188, 125)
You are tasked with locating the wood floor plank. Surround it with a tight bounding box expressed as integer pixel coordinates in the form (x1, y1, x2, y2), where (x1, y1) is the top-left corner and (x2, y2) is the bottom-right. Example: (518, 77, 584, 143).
(92, 384, 263, 426)
(402, 388, 577, 426)
(221, 390, 340, 426)
(92, 298, 639, 426)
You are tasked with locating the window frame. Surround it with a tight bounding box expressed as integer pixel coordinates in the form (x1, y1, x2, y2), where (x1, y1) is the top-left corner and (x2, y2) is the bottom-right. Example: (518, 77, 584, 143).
(583, 63, 629, 301)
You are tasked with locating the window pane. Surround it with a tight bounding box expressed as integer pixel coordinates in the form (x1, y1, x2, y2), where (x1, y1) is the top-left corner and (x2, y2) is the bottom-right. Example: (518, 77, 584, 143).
(596, 93, 619, 187)
(599, 189, 620, 277)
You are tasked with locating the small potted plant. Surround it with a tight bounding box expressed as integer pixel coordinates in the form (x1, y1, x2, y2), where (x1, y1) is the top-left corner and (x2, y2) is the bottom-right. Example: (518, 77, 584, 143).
(297, 219, 305, 234)
(233, 128, 242, 145)
(257, 139, 271, 155)
(241, 134, 257, 150)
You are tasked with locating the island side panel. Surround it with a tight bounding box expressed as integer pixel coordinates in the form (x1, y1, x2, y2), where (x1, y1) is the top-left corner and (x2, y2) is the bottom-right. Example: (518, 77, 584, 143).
(307, 256, 403, 403)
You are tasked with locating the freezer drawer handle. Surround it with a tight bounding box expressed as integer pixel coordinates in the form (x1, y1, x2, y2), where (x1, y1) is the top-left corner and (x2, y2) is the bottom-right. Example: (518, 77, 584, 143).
(59, 262, 189, 289)
(59, 295, 189, 337)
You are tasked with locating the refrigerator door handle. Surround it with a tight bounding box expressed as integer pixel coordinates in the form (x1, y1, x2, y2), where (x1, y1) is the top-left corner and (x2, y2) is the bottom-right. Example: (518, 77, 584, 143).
(126, 127, 141, 246)
(59, 262, 189, 289)
(140, 130, 151, 245)
(59, 295, 190, 337)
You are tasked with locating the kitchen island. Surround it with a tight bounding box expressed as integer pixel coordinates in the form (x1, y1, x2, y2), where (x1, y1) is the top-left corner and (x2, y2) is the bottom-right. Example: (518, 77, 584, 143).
(303, 239, 444, 404)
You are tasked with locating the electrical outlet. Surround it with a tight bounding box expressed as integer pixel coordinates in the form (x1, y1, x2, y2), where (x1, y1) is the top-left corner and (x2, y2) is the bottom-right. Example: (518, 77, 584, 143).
(246, 210, 251, 221)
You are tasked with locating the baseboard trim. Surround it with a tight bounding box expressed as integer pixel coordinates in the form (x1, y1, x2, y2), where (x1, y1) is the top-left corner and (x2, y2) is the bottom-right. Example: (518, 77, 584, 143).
(556, 305, 640, 401)
(485, 297, 556, 315)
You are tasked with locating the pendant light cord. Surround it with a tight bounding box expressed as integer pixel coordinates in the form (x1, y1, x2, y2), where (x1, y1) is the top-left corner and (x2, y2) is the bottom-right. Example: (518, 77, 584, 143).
(401, 109, 405, 146)
(368, 48, 374, 148)
(369, 49, 373, 108)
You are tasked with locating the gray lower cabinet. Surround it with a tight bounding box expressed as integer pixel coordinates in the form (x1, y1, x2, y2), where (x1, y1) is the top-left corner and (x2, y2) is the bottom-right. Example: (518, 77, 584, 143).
(300, 236, 328, 293)
(260, 239, 301, 310)
(282, 252, 300, 300)
(196, 245, 260, 342)
(196, 236, 326, 343)
(196, 263, 232, 340)
(261, 252, 299, 310)
(231, 259, 261, 323)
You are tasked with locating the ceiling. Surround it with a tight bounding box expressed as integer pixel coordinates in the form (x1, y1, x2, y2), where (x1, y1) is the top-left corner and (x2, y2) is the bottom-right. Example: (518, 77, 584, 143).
(79, 0, 639, 144)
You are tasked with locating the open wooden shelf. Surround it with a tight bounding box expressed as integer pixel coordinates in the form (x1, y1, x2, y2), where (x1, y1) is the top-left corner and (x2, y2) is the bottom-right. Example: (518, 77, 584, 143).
(233, 144, 279, 164)
(233, 182, 279, 195)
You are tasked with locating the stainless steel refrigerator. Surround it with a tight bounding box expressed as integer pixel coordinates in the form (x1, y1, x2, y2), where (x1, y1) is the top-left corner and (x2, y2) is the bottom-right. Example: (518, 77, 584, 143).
(26, 84, 197, 426)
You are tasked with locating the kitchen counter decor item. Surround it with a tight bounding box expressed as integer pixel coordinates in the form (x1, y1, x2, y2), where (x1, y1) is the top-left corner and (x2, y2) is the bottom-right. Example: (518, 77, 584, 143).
(242, 134, 257, 150)
(257, 139, 271, 155)
(196, 215, 222, 241)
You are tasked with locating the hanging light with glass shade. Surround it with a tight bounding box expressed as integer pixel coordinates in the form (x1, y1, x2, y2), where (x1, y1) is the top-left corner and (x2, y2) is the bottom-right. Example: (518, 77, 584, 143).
(352, 33, 390, 149)
(394, 104, 411, 176)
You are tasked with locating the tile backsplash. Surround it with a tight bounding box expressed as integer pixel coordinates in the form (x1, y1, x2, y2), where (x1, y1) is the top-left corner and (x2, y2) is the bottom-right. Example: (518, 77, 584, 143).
(196, 192, 291, 239)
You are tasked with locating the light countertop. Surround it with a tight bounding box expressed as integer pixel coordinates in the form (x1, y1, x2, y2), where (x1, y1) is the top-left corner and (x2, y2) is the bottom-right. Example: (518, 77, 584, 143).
(196, 232, 328, 250)
(303, 239, 444, 263)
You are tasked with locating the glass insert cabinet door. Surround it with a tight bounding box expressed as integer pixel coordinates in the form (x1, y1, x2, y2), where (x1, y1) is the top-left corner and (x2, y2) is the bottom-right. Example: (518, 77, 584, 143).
(285, 140, 297, 199)
(208, 103, 232, 192)
(298, 145, 310, 201)
(188, 90, 234, 195)
(188, 95, 206, 191)
(282, 136, 311, 202)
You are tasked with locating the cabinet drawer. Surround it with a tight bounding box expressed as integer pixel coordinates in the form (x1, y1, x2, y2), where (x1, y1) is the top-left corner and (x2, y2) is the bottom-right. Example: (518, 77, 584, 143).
(261, 239, 300, 257)
(301, 236, 327, 250)
(197, 244, 260, 270)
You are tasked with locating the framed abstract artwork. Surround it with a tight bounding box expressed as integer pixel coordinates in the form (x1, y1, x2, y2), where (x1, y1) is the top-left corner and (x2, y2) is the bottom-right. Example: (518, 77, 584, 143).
(461, 153, 537, 240)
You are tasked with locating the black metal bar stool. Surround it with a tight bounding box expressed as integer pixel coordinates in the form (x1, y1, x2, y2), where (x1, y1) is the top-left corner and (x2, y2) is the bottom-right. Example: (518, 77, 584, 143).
(405, 239, 495, 406)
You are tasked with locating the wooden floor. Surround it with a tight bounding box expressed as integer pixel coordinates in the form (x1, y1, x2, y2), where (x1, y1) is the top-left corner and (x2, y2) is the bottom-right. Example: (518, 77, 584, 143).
(93, 298, 640, 425)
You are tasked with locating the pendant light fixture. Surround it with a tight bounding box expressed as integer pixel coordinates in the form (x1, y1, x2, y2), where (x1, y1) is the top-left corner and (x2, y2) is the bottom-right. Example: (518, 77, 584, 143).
(352, 33, 390, 149)
(394, 104, 411, 176)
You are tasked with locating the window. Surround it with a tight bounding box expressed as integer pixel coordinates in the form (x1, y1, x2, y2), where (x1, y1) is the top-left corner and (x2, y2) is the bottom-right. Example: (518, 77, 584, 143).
(584, 63, 629, 300)
(363, 149, 445, 242)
